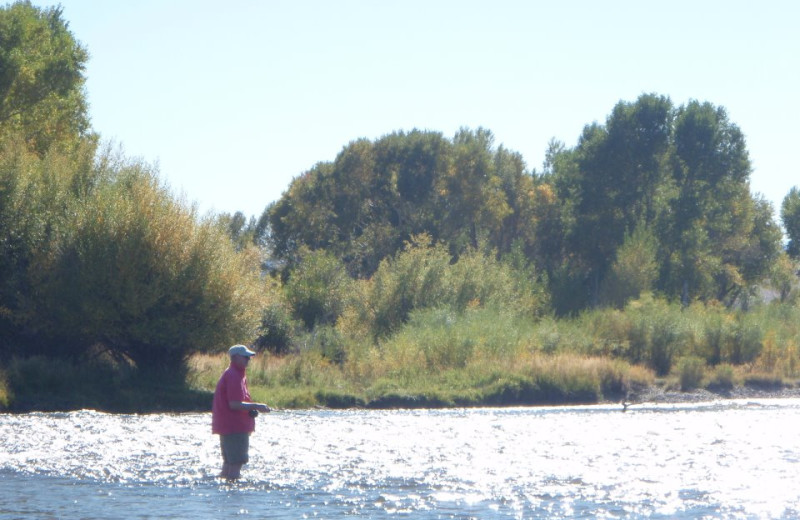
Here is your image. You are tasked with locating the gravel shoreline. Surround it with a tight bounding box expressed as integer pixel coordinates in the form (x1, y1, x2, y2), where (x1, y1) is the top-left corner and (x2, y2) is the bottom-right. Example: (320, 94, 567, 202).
(614, 384, 800, 406)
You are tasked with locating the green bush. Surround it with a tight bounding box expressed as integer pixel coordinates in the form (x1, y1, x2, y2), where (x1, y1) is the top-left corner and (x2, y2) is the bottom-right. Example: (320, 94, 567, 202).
(4, 149, 266, 375)
(254, 283, 298, 355)
(0, 141, 97, 358)
(3, 355, 116, 409)
(574, 307, 632, 358)
(697, 309, 733, 365)
(743, 373, 785, 390)
(364, 235, 548, 339)
(707, 363, 736, 391)
(304, 325, 347, 365)
(626, 295, 689, 375)
(599, 225, 659, 309)
(367, 234, 451, 337)
(379, 307, 531, 373)
(676, 356, 706, 391)
(285, 248, 351, 330)
(726, 316, 763, 364)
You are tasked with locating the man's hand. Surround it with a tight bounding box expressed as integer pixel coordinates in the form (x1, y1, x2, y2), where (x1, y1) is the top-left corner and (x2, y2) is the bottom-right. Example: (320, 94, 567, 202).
(248, 403, 270, 417)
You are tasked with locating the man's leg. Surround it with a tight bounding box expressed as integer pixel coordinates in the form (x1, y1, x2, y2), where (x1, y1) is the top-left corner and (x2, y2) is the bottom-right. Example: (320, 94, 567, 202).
(219, 433, 249, 480)
(225, 463, 243, 480)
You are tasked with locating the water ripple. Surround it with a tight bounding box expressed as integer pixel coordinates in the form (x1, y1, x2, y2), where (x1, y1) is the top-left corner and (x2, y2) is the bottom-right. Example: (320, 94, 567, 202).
(1, 399, 800, 518)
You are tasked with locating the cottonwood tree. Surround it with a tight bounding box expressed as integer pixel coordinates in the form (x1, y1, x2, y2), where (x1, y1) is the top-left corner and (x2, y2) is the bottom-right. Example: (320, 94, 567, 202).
(662, 101, 781, 304)
(0, 2, 92, 155)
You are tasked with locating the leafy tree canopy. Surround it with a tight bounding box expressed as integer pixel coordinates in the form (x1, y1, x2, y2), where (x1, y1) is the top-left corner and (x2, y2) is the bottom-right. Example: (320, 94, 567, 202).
(266, 94, 783, 314)
(0, 1, 91, 155)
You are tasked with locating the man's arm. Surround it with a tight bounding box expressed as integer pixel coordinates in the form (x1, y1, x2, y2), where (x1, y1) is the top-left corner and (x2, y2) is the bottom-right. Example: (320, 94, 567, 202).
(228, 400, 271, 413)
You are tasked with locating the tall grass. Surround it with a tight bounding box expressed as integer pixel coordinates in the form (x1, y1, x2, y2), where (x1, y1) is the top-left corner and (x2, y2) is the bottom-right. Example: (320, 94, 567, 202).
(181, 294, 800, 411)
(188, 348, 654, 410)
(186, 306, 657, 409)
(8, 293, 800, 411)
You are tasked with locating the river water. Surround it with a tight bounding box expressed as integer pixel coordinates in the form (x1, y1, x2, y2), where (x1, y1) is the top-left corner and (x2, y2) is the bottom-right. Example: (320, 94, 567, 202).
(1, 399, 799, 519)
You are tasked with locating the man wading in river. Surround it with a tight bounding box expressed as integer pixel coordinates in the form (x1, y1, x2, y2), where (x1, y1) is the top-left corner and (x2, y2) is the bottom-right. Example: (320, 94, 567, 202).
(212, 344, 271, 480)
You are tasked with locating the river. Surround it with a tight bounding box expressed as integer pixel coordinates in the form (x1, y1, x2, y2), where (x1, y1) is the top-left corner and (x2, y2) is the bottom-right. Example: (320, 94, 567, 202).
(1, 399, 799, 519)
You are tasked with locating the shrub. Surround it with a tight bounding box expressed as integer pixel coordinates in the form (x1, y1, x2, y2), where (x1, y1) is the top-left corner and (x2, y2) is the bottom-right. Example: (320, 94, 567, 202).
(365, 235, 549, 339)
(697, 308, 734, 365)
(575, 307, 632, 358)
(707, 364, 736, 391)
(254, 293, 298, 355)
(23, 156, 266, 375)
(725, 316, 763, 364)
(626, 295, 689, 375)
(285, 248, 351, 330)
(366, 234, 451, 337)
(305, 325, 347, 365)
(0, 141, 97, 358)
(3, 355, 117, 409)
(378, 307, 532, 374)
(743, 373, 785, 390)
(676, 356, 706, 391)
(599, 225, 659, 309)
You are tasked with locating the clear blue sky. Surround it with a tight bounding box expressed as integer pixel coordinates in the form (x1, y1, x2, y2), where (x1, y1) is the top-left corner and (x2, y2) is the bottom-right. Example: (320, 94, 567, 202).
(34, 0, 799, 224)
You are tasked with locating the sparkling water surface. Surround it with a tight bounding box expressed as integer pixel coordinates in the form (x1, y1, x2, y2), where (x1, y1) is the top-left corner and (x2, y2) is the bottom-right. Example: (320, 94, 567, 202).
(1, 399, 799, 519)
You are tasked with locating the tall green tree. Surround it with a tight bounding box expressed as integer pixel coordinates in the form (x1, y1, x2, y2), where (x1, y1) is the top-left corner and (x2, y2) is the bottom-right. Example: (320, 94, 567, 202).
(268, 161, 339, 266)
(266, 127, 544, 279)
(0, 1, 91, 155)
(662, 101, 780, 303)
(549, 95, 781, 311)
(563, 94, 673, 305)
(442, 128, 509, 252)
(781, 187, 800, 258)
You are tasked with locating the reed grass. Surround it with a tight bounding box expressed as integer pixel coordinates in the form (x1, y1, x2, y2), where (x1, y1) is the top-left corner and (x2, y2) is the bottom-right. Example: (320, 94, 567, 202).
(5, 296, 800, 412)
(182, 297, 800, 410)
(187, 348, 654, 409)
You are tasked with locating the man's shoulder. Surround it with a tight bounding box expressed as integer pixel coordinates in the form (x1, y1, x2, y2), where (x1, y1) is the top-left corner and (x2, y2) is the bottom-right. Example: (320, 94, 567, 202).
(220, 365, 243, 381)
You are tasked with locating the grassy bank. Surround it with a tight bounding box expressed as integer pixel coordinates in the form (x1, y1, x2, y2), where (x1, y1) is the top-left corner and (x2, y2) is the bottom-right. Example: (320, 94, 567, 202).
(2, 351, 654, 412)
(187, 350, 798, 410)
(3, 299, 800, 413)
(1, 349, 797, 413)
(188, 351, 656, 409)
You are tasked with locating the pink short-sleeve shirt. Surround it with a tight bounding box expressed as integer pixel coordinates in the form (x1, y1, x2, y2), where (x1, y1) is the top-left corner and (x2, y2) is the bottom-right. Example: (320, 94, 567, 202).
(211, 364, 256, 435)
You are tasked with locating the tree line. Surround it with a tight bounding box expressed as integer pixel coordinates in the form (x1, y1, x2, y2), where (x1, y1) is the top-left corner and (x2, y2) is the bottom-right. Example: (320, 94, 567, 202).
(2, 1, 799, 388)
(257, 95, 795, 315)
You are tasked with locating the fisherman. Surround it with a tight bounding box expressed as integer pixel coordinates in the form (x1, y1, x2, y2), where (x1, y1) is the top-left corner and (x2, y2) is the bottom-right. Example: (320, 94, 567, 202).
(211, 344, 271, 480)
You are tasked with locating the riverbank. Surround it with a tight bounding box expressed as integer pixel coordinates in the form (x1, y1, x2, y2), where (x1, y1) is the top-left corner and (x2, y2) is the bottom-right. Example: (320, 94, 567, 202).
(619, 382, 800, 406)
(3, 377, 799, 414)
(3, 352, 798, 413)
